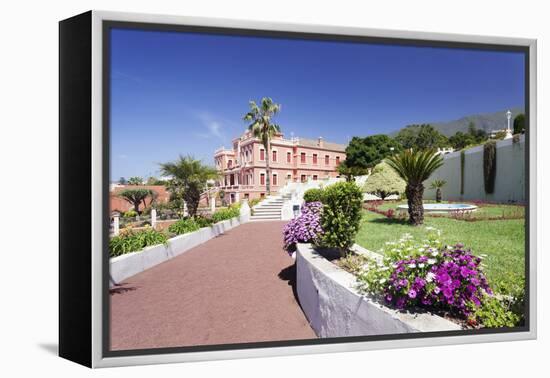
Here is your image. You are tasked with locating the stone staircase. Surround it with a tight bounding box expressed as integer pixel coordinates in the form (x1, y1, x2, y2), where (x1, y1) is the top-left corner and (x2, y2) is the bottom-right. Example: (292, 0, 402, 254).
(250, 193, 292, 221)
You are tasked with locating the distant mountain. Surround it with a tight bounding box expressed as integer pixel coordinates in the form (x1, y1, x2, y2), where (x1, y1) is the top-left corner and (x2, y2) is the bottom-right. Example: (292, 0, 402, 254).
(391, 107, 524, 137)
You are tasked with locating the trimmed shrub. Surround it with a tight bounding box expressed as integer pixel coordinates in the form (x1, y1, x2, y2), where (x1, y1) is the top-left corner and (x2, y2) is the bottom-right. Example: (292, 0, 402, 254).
(303, 188, 325, 203)
(109, 227, 168, 257)
(283, 201, 324, 252)
(320, 181, 363, 256)
(168, 218, 201, 235)
(483, 141, 497, 194)
(363, 161, 406, 199)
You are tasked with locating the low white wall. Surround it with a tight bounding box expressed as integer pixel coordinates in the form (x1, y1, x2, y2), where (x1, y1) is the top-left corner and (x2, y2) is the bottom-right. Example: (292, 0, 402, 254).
(110, 215, 247, 286)
(425, 136, 525, 203)
(296, 243, 461, 337)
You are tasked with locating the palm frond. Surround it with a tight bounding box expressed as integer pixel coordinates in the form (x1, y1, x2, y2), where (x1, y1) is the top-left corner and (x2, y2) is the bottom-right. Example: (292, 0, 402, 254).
(386, 149, 443, 185)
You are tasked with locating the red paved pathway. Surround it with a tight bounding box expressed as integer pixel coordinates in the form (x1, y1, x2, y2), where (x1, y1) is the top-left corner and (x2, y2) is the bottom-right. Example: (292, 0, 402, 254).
(110, 221, 315, 350)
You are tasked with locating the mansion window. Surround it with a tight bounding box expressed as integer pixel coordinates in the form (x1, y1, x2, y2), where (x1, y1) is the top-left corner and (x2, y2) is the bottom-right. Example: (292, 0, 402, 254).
(260, 173, 265, 185)
(325, 155, 329, 165)
(313, 175, 318, 181)
(260, 148, 265, 161)
(272, 174, 278, 186)
(287, 152, 291, 163)
(313, 154, 318, 164)
(272, 150, 277, 162)
(301, 174, 306, 182)
(300, 152, 306, 163)
(336, 156, 340, 165)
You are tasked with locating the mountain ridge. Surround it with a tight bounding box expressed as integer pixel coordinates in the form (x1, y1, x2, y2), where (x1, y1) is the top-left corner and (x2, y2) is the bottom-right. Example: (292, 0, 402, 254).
(389, 107, 524, 137)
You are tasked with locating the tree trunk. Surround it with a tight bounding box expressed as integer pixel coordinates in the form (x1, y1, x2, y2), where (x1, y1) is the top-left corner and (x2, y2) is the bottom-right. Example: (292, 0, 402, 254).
(406, 183, 424, 226)
(265, 139, 271, 195)
(184, 185, 201, 218)
(133, 202, 140, 214)
(436, 188, 442, 203)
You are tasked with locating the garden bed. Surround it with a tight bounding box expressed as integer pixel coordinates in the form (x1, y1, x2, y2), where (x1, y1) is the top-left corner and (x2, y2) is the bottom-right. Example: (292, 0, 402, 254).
(296, 243, 461, 337)
(110, 215, 247, 286)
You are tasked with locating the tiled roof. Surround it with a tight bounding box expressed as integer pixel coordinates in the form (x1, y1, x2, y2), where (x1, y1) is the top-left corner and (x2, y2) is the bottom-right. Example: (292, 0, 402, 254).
(297, 138, 347, 152)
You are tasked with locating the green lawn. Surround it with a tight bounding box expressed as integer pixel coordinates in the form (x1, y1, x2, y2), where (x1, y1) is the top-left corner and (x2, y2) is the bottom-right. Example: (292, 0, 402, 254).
(356, 208, 525, 290)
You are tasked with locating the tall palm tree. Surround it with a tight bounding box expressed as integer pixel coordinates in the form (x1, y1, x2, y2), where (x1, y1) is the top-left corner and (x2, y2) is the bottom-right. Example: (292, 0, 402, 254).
(159, 155, 219, 217)
(429, 179, 447, 203)
(386, 149, 444, 225)
(243, 97, 281, 195)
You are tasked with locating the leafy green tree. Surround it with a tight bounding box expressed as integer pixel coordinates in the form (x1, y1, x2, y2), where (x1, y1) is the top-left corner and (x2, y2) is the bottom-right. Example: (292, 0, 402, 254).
(449, 131, 476, 150)
(127, 176, 144, 185)
(243, 97, 281, 195)
(118, 188, 153, 214)
(337, 160, 367, 182)
(429, 179, 447, 202)
(395, 124, 448, 150)
(513, 113, 525, 134)
(386, 149, 444, 226)
(344, 134, 401, 170)
(467, 121, 487, 143)
(159, 155, 219, 217)
(363, 161, 406, 200)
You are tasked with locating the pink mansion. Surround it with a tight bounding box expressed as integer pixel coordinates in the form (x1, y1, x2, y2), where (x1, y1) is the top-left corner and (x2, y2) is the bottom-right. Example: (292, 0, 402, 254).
(214, 130, 346, 202)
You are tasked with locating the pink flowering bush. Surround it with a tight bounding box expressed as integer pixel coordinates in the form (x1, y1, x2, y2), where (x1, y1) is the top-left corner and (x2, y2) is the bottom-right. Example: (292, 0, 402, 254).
(283, 201, 324, 253)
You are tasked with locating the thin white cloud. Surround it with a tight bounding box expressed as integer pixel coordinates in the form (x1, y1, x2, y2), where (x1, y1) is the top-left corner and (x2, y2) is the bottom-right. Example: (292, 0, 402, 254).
(194, 112, 226, 140)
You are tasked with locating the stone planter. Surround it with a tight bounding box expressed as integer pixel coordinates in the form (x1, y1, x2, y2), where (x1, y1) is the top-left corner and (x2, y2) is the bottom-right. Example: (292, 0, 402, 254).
(296, 243, 461, 337)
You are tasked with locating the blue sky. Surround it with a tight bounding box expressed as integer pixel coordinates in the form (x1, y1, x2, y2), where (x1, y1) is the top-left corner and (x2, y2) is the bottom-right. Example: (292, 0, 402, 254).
(110, 28, 525, 180)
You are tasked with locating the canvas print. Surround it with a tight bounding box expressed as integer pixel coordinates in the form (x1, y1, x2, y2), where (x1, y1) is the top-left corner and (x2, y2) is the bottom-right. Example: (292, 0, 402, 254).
(107, 27, 527, 352)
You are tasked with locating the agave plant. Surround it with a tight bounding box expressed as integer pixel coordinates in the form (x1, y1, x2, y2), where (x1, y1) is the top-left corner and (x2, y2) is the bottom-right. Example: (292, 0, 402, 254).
(386, 149, 444, 225)
(430, 179, 447, 203)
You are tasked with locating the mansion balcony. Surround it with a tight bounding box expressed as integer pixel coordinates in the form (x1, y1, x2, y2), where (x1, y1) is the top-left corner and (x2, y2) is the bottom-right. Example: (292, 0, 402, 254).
(217, 184, 256, 191)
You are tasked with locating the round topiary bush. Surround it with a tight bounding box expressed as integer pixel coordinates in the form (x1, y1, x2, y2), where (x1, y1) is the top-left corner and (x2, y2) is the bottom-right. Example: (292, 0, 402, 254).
(363, 161, 406, 200)
(303, 188, 325, 203)
(320, 181, 363, 257)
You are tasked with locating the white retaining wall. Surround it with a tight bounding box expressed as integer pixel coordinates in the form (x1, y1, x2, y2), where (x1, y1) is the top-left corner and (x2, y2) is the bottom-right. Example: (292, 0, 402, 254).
(110, 215, 247, 286)
(425, 135, 525, 203)
(296, 243, 461, 337)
